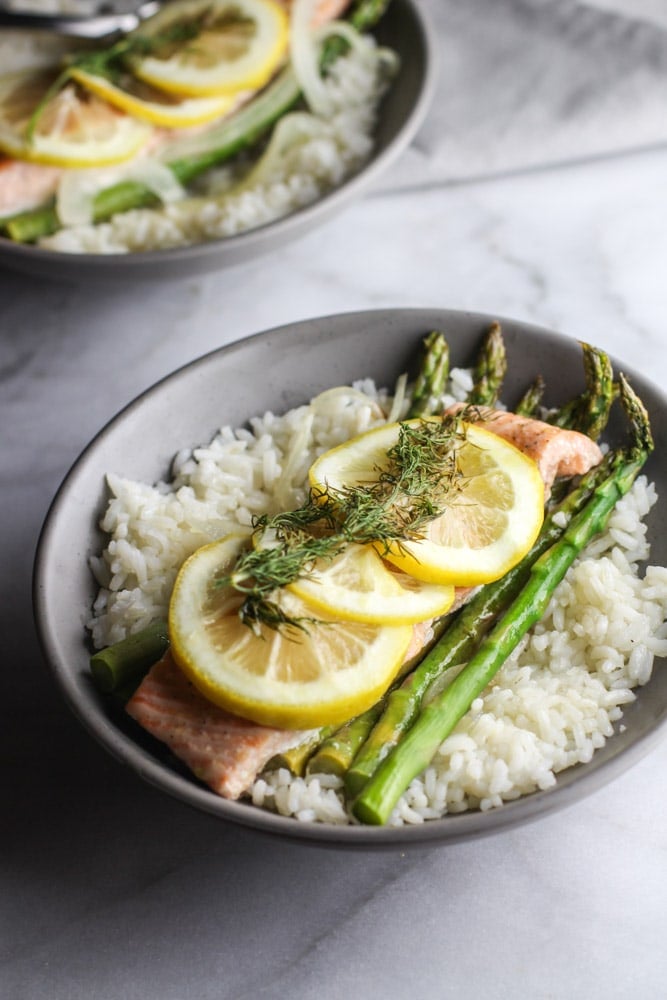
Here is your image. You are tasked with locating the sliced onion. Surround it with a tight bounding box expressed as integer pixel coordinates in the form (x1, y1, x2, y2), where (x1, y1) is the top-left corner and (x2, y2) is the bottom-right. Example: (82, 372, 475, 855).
(289, 0, 334, 117)
(57, 158, 184, 227)
(315, 19, 400, 95)
(315, 19, 369, 55)
(125, 159, 185, 205)
(235, 110, 327, 191)
(57, 168, 112, 227)
(310, 385, 385, 420)
(155, 91, 251, 163)
(386, 373, 408, 424)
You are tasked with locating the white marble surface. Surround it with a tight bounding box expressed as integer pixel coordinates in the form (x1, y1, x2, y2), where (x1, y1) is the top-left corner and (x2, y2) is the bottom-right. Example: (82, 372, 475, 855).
(2, 2, 667, 998)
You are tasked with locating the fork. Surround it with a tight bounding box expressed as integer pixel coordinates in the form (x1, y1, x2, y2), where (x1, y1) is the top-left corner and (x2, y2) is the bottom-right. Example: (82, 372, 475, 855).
(0, 1, 161, 38)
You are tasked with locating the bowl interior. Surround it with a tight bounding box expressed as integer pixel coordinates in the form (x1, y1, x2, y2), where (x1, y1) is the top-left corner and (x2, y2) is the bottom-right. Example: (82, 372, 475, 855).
(0, 0, 435, 282)
(33, 308, 667, 846)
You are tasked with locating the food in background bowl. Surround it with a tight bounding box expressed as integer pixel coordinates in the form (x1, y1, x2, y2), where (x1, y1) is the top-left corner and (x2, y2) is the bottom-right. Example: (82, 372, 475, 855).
(0, 0, 403, 253)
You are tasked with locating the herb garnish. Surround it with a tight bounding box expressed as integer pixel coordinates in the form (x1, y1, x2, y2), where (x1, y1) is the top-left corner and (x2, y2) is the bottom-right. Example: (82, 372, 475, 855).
(218, 412, 473, 632)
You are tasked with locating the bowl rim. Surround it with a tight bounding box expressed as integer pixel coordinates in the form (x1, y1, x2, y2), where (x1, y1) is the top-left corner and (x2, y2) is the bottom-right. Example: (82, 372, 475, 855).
(32, 306, 667, 847)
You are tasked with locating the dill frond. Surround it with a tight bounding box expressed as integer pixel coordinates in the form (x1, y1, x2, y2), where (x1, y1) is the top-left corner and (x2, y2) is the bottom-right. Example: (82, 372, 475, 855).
(217, 413, 476, 632)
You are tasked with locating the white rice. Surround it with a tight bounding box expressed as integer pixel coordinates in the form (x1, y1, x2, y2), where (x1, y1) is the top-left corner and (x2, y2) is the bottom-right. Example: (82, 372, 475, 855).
(89, 378, 667, 825)
(38, 30, 395, 254)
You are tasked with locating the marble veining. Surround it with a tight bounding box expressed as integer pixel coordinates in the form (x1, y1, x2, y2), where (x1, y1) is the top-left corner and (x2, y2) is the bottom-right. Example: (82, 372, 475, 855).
(1, 2, 666, 998)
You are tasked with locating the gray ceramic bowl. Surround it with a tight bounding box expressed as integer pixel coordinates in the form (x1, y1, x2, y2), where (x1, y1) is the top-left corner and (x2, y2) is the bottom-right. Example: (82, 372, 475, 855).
(0, 0, 434, 282)
(33, 308, 667, 847)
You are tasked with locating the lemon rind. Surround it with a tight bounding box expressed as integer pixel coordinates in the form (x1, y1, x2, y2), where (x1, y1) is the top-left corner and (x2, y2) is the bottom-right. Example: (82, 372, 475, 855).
(310, 421, 545, 588)
(168, 534, 413, 730)
(68, 68, 238, 128)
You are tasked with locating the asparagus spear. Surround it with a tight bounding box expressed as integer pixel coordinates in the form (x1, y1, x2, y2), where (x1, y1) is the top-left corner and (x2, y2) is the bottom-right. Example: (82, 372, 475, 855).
(515, 375, 545, 417)
(467, 322, 507, 406)
(306, 703, 384, 776)
(2, 0, 394, 244)
(352, 375, 653, 824)
(406, 332, 450, 418)
(549, 342, 615, 439)
(264, 726, 336, 776)
(89, 619, 169, 695)
(321, 0, 393, 68)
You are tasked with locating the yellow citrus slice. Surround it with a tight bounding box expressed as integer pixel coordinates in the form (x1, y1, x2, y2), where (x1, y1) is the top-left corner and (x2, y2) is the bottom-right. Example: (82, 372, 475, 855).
(308, 419, 545, 587)
(284, 542, 456, 625)
(69, 67, 241, 129)
(130, 0, 289, 97)
(168, 533, 413, 729)
(0, 69, 151, 167)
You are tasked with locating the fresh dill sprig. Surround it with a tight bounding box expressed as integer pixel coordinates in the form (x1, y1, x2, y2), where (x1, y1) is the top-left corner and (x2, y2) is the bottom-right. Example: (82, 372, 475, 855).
(236, 595, 323, 637)
(213, 495, 344, 632)
(354, 416, 468, 547)
(216, 412, 473, 632)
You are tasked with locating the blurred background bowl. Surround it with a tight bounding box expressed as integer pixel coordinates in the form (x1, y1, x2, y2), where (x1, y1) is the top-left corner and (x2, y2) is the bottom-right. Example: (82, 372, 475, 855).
(0, 0, 436, 281)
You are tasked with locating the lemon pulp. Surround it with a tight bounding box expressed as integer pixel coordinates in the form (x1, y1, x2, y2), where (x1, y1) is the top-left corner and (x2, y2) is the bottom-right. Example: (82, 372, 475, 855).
(131, 0, 289, 97)
(309, 420, 545, 586)
(0, 69, 151, 167)
(286, 542, 456, 625)
(168, 534, 413, 729)
(69, 67, 241, 129)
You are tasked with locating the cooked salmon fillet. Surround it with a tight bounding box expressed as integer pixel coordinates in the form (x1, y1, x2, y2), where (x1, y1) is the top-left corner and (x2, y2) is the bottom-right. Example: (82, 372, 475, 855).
(126, 651, 316, 800)
(279, 0, 352, 18)
(126, 595, 470, 800)
(452, 405, 603, 496)
(0, 157, 62, 215)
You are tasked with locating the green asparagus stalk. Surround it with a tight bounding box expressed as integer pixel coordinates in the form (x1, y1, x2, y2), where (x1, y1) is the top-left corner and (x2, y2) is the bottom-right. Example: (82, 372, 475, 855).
(467, 322, 507, 406)
(352, 375, 653, 824)
(549, 343, 615, 439)
(515, 375, 545, 417)
(2, 0, 394, 244)
(406, 332, 450, 418)
(332, 340, 609, 793)
(321, 0, 393, 69)
(343, 450, 615, 797)
(89, 619, 169, 695)
(306, 702, 384, 776)
(265, 726, 336, 776)
(349, 0, 393, 28)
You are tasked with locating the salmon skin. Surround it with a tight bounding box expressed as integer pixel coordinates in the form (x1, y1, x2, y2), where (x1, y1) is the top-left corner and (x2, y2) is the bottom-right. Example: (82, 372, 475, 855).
(125, 408, 604, 802)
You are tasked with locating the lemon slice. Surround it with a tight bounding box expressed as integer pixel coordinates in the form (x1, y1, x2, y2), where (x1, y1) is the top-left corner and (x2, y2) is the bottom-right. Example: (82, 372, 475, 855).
(168, 534, 413, 729)
(131, 0, 289, 97)
(0, 69, 151, 167)
(309, 420, 545, 587)
(285, 542, 456, 625)
(68, 67, 241, 129)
